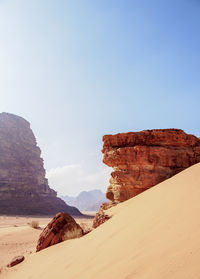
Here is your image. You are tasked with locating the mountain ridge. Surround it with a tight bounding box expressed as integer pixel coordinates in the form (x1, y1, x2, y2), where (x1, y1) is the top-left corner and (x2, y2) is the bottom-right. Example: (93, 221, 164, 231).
(61, 189, 108, 211)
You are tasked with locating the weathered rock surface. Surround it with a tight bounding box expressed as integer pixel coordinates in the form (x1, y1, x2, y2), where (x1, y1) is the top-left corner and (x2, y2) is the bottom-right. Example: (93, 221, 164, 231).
(93, 129, 200, 227)
(7, 256, 25, 267)
(93, 202, 113, 228)
(0, 112, 81, 216)
(36, 212, 83, 252)
(103, 129, 200, 203)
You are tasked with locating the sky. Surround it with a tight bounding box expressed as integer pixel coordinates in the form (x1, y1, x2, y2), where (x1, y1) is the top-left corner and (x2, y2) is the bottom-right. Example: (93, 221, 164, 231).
(0, 0, 200, 196)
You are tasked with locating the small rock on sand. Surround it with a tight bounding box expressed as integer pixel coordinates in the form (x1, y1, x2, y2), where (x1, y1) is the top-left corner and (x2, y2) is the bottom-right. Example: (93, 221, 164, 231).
(7, 255, 25, 267)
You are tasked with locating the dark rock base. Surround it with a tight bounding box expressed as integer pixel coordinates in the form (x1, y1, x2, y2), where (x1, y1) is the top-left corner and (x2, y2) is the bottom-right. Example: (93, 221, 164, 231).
(0, 196, 82, 216)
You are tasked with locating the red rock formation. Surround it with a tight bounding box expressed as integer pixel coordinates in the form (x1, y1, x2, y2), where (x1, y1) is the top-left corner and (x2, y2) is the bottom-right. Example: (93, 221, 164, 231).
(93, 129, 200, 228)
(93, 202, 113, 228)
(0, 112, 82, 216)
(103, 129, 200, 203)
(36, 212, 83, 252)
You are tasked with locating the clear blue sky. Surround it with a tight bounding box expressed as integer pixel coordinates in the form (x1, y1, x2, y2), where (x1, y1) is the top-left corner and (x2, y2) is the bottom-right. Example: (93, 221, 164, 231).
(0, 0, 199, 195)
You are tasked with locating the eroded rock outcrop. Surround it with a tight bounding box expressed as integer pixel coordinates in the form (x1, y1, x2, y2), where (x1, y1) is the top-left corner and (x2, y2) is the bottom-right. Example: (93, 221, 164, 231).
(103, 129, 200, 202)
(0, 112, 81, 216)
(36, 212, 83, 251)
(93, 202, 113, 228)
(93, 129, 200, 227)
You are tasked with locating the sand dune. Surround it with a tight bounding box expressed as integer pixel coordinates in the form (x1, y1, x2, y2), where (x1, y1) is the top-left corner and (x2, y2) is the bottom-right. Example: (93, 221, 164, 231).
(0, 217, 52, 276)
(0, 216, 94, 277)
(0, 226, 44, 270)
(4, 163, 200, 279)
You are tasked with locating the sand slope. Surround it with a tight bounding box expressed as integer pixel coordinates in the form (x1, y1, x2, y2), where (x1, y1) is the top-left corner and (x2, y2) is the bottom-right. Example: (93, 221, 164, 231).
(4, 163, 200, 279)
(0, 226, 43, 270)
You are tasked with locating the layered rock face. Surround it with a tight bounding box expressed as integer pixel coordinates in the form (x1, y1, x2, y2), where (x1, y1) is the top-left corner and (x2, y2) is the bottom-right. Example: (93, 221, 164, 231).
(103, 129, 200, 203)
(93, 129, 200, 228)
(0, 112, 81, 216)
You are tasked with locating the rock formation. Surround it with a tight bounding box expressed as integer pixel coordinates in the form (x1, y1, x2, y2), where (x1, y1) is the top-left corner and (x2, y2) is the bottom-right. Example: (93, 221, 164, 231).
(0, 112, 82, 216)
(93, 206, 111, 228)
(93, 129, 200, 227)
(103, 129, 200, 202)
(36, 212, 83, 252)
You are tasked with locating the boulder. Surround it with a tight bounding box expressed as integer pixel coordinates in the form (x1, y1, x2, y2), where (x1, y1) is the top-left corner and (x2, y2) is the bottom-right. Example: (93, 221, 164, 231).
(36, 212, 83, 252)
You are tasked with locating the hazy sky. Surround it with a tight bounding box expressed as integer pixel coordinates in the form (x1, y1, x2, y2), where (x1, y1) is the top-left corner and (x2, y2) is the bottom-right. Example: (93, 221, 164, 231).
(0, 0, 200, 196)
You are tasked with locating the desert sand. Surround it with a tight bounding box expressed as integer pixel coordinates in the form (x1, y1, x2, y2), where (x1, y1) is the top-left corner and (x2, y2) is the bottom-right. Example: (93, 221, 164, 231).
(0, 216, 51, 272)
(0, 215, 94, 277)
(2, 163, 200, 279)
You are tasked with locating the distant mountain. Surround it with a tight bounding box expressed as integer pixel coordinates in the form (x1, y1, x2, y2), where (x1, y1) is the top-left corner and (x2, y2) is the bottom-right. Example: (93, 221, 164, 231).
(61, 189, 108, 212)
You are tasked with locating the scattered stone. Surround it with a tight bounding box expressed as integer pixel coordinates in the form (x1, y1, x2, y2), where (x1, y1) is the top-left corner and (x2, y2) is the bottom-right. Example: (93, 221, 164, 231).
(93, 202, 117, 228)
(7, 256, 24, 267)
(93, 210, 111, 228)
(36, 212, 83, 252)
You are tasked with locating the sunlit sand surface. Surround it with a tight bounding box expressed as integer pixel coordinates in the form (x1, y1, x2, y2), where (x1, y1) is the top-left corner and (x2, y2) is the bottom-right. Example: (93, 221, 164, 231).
(2, 163, 200, 279)
(0, 214, 94, 276)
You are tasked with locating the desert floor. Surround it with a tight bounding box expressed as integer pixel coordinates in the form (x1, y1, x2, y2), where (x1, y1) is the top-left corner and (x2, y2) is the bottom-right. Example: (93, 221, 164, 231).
(0, 213, 95, 276)
(2, 163, 200, 279)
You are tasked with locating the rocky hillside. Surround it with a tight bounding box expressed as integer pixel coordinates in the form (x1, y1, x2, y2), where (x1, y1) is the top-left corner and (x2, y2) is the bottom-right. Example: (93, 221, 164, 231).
(0, 112, 81, 216)
(61, 190, 107, 211)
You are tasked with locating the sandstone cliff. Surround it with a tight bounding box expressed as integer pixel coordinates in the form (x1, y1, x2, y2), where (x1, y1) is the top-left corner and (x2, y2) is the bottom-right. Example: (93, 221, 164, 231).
(103, 129, 200, 203)
(93, 129, 200, 227)
(0, 112, 81, 216)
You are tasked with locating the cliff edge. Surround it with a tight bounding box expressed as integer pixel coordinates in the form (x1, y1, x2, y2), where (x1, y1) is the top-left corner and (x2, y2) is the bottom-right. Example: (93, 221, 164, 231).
(0, 112, 81, 216)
